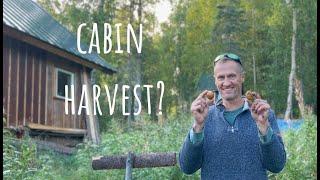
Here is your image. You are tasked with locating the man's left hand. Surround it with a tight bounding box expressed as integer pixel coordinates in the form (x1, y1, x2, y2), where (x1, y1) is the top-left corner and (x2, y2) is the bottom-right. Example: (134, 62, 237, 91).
(250, 99, 270, 135)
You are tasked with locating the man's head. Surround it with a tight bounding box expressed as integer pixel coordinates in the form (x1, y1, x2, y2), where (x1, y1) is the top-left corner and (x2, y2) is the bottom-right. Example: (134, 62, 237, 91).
(213, 53, 244, 102)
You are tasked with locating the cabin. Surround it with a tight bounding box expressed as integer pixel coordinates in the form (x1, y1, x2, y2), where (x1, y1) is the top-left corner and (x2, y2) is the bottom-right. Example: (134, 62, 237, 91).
(3, 0, 117, 148)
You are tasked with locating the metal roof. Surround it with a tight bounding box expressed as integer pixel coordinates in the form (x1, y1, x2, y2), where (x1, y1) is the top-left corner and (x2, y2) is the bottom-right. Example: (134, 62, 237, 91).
(3, 0, 117, 73)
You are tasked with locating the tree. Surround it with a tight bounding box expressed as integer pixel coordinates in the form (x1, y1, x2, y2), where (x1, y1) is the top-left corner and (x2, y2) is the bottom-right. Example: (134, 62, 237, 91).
(284, 0, 297, 120)
(212, 0, 247, 55)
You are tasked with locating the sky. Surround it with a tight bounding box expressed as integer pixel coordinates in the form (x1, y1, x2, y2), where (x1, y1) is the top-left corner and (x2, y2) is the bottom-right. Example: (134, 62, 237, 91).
(154, 0, 172, 23)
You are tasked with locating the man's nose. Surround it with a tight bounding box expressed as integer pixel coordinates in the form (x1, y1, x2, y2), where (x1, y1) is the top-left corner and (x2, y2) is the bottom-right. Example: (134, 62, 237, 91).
(222, 79, 232, 86)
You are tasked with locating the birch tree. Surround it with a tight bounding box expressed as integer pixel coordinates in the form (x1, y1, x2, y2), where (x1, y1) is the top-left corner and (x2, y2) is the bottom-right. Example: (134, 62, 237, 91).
(284, 0, 297, 120)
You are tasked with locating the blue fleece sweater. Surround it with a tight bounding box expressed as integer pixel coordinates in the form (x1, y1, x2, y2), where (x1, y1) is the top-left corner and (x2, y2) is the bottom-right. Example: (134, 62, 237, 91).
(179, 101, 286, 179)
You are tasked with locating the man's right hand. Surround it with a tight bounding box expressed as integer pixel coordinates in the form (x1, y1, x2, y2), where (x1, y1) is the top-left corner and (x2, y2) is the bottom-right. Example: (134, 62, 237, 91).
(191, 90, 215, 132)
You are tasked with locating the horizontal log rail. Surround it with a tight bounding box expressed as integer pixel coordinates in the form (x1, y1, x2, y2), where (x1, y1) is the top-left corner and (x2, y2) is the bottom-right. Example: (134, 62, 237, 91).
(92, 152, 177, 170)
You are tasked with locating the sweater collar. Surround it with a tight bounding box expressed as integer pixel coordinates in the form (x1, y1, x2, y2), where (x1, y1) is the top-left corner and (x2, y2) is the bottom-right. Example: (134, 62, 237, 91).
(216, 96, 250, 112)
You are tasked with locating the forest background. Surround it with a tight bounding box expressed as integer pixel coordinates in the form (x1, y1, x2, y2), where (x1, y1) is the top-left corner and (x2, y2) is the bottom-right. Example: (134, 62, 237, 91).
(40, 0, 317, 121)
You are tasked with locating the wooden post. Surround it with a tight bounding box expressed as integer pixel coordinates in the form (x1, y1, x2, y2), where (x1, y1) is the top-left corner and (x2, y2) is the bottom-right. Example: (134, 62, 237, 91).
(92, 152, 177, 170)
(80, 67, 100, 144)
(125, 152, 133, 180)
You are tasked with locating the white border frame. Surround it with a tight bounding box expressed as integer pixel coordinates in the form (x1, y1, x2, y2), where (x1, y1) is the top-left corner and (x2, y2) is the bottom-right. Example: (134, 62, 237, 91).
(55, 67, 74, 99)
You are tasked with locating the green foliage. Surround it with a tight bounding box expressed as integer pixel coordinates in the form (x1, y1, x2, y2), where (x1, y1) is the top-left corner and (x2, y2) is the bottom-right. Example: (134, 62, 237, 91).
(1, 115, 199, 179)
(3, 133, 54, 180)
(269, 114, 317, 179)
(3, 114, 317, 179)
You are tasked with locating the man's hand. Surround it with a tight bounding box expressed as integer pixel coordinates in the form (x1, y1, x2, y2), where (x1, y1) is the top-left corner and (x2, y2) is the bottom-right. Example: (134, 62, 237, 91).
(191, 90, 215, 133)
(250, 99, 270, 135)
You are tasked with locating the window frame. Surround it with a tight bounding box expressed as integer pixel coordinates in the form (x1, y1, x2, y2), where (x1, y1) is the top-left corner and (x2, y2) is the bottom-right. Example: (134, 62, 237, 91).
(55, 67, 75, 99)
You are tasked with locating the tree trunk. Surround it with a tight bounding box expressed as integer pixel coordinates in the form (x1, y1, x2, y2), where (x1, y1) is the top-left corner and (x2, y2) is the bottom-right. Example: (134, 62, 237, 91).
(252, 54, 256, 91)
(294, 78, 306, 118)
(92, 152, 177, 170)
(251, 9, 257, 91)
(127, 0, 135, 127)
(284, 3, 297, 121)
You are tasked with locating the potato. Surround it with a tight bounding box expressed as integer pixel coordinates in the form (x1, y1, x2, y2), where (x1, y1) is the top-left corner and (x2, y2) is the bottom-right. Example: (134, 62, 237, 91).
(206, 91, 215, 100)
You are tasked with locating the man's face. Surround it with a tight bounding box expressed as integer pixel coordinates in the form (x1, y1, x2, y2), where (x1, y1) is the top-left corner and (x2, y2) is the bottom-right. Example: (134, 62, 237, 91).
(214, 60, 244, 101)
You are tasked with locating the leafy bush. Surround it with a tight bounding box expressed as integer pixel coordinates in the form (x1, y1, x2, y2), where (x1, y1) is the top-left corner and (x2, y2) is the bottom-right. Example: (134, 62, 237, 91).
(269, 113, 317, 179)
(3, 132, 54, 180)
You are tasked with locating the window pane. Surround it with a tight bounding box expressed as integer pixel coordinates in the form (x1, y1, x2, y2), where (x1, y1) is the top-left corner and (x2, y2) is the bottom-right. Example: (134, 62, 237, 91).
(57, 71, 72, 97)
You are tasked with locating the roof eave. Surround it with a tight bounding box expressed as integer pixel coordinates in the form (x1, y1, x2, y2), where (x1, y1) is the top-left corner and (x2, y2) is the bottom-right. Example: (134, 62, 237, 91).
(3, 24, 117, 74)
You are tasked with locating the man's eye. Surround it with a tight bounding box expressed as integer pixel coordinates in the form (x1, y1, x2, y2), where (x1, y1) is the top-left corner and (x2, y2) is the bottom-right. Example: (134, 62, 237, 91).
(229, 75, 236, 79)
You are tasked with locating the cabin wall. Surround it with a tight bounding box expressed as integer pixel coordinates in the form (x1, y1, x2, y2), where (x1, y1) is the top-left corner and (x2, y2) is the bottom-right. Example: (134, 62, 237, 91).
(48, 53, 86, 129)
(3, 35, 89, 130)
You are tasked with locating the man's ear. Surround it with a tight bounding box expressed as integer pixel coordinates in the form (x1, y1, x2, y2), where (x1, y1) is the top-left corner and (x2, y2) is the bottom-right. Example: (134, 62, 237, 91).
(213, 75, 218, 87)
(241, 73, 245, 83)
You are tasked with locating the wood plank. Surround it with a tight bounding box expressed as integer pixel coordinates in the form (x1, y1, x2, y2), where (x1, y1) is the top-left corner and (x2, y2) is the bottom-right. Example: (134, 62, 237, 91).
(62, 96, 65, 128)
(40, 54, 46, 125)
(75, 71, 81, 129)
(55, 99, 63, 128)
(53, 99, 59, 127)
(72, 71, 78, 128)
(79, 72, 86, 129)
(9, 39, 18, 127)
(46, 60, 53, 126)
(27, 122, 86, 135)
(66, 102, 71, 128)
(25, 46, 34, 124)
(37, 55, 42, 124)
(31, 50, 35, 123)
(33, 52, 39, 124)
(15, 42, 20, 127)
(23, 43, 28, 126)
(45, 57, 48, 125)
(3, 36, 9, 122)
(7, 38, 12, 127)
(52, 66, 57, 127)
(18, 43, 26, 126)
(81, 67, 99, 144)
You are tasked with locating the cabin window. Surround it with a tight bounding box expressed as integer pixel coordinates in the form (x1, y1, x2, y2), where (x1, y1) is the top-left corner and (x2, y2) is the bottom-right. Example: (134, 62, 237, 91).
(56, 68, 74, 99)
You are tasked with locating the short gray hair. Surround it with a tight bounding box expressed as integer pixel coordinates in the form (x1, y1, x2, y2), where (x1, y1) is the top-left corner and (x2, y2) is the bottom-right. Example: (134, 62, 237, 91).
(213, 58, 244, 75)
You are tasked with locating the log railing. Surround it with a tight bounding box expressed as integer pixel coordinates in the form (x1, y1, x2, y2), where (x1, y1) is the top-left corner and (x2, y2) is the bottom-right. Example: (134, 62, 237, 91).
(92, 152, 177, 179)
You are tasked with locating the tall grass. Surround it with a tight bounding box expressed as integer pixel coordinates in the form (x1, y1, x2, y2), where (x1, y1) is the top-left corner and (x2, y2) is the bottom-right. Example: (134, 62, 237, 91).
(3, 114, 317, 179)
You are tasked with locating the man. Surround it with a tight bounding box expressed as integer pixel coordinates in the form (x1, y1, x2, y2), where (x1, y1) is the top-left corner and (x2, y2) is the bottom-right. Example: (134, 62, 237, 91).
(179, 53, 286, 179)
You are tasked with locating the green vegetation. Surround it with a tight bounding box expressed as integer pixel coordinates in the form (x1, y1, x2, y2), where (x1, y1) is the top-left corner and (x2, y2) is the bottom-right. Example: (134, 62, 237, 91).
(3, 0, 316, 179)
(38, 0, 317, 119)
(269, 113, 317, 179)
(3, 114, 317, 179)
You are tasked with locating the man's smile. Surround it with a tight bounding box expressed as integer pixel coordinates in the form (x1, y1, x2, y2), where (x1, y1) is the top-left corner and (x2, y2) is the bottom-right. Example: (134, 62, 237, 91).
(222, 87, 235, 93)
